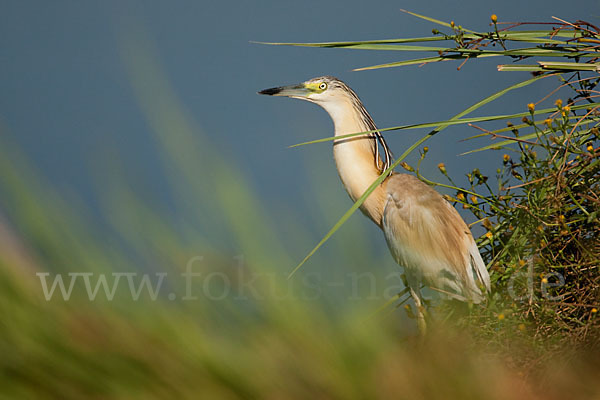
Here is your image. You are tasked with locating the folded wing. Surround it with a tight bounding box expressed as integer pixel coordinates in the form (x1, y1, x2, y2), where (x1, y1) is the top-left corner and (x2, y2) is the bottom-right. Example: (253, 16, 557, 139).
(381, 174, 490, 302)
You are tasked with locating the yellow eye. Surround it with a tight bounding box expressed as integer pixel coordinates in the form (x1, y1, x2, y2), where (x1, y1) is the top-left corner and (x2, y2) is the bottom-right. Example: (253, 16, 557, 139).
(319, 82, 327, 90)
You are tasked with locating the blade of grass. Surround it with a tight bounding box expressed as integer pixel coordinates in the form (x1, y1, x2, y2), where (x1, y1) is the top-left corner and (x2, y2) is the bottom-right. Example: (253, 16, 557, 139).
(254, 31, 582, 47)
(538, 61, 600, 71)
(462, 115, 598, 140)
(253, 37, 455, 46)
(353, 56, 459, 70)
(498, 65, 546, 72)
(291, 95, 599, 148)
(355, 49, 594, 71)
(464, 115, 600, 140)
(256, 42, 450, 51)
(462, 125, 598, 154)
(261, 43, 589, 54)
(399, 9, 477, 33)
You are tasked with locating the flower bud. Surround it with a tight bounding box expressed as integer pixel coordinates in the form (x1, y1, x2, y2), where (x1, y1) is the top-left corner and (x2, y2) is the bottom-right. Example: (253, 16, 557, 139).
(482, 218, 492, 230)
(555, 98, 563, 109)
(400, 162, 414, 172)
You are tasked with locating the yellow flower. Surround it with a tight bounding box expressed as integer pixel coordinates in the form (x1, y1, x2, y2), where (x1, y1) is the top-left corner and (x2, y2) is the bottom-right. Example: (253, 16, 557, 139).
(456, 192, 465, 201)
(437, 163, 447, 174)
(423, 146, 429, 153)
(491, 14, 498, 23)
(545, 118, 553, 128)
(498, 313, 505, 320)
(592, 308, 598, 313)
(563, 105, 571, 113)
(527, 103, 535, 113)
(518, 323, 526, 331)
(519, 259, 526, 267)
(503, 154, 510, 163)
(558, 215, 566, 223)
(450, 21, 455, 28)
(470, 195, 478, 204)
(541, 277, 548, 284)
(587, 144, 594, 152)
(485, 232, 493, 240)
(555, 99, 563, 109)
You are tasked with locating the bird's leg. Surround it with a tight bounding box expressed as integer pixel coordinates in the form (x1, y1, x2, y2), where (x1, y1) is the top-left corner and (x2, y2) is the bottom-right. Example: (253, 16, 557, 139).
(409, 287, 427, 335)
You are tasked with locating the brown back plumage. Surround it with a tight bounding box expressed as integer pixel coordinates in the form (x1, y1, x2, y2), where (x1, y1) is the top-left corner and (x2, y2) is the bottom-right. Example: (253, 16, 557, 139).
(382, 174, 488, 301)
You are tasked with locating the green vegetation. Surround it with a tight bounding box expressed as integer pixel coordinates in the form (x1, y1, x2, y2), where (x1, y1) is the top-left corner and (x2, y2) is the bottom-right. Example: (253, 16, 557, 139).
(1, 13, 599, 399)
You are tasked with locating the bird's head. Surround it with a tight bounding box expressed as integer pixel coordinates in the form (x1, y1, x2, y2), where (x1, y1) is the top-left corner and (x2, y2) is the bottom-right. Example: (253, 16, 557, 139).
(258, 76, 352, 105)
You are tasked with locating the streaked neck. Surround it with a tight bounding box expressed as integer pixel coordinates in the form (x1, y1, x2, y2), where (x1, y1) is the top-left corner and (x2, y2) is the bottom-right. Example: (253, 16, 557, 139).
(319, 97, 387, 226)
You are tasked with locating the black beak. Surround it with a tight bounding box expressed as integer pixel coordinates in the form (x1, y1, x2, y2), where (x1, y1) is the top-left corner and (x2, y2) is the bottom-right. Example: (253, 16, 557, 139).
(257, 83, 309, 98)
(258, 87, 283, 96)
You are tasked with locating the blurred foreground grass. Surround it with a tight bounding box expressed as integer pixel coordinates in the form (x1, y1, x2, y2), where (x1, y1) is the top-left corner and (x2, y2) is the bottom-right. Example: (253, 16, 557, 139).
(1, 23, 600, 400)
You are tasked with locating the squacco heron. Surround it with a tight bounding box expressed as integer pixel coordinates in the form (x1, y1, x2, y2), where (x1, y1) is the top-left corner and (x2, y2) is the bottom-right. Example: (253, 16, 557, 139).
(259, 76, 490, 330)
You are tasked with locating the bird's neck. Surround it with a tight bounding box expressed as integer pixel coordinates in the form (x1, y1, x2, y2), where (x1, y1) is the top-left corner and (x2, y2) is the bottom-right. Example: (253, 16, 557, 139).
(322, 98, 387, 226)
